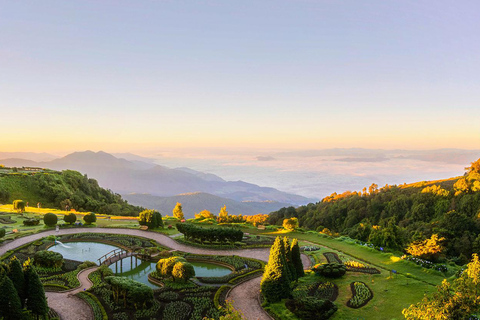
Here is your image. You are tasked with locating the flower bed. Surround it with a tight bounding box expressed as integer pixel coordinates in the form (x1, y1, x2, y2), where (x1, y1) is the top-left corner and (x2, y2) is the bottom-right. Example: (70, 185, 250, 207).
(314, 281, 338, 302)
(347, 281, 373, 308)
(402, 255, 448, 273)
(323, 252, 343, 264)
(344, 261, 380, 274)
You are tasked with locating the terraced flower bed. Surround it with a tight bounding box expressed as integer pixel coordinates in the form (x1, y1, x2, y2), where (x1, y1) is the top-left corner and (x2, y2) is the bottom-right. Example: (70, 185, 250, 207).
(347, 281, 373, 308)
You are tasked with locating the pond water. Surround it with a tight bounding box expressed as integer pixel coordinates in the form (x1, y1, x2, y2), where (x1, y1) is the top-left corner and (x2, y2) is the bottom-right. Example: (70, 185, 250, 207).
(48, 241, 232, 288)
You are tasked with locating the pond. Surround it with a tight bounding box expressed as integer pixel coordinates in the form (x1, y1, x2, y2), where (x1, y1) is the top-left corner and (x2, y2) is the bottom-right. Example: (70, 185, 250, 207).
(48, 241, 232, 288)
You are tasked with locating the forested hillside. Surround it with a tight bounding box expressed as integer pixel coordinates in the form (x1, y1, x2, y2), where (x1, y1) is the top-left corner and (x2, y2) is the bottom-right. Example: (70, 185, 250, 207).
(269, 159, 480, 263)
(0, 168, 143, 216)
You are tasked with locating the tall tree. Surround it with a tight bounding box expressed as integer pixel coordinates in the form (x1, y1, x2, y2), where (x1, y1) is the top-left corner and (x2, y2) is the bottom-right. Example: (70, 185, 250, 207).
(218, 205, 229, 222)
(7, 256, 26, 307)
(260, 237, 292, 303)
(283, 237, 296, 281)
(173, 202, 184, 220)
(24, 259, 48, 320)
(290, 238, 304, 278)
(0, 274, 23, 320)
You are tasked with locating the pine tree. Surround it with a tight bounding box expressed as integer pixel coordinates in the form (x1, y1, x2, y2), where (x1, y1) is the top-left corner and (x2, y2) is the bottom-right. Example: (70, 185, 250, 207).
(173, 202, 185, 220)
(291, 238, 305, 278)
(283, 237, 297, 281)
(7, 256, 26, 307)
(260, 236, 292, 303)
(24, 260, 48, 320)
(0, 273, 23, 320)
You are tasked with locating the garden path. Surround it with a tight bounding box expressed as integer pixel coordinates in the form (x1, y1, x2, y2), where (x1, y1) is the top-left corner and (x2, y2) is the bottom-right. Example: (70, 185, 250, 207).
(1, 227, 311, 320)
(45, 267, 98, 320)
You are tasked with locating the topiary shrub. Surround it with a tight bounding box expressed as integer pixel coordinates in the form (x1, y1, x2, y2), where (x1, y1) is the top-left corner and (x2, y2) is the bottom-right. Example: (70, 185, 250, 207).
(64, 212, 77, 225)
(83, 212, 97, 225)
(44, 213, 58, 226)
(13, 200, 25, 213)
(0, 228, 5, 238)
(311, 263, 346, 278)
(285, 297, 337, 319)
(24, 218, 40, 226)
(34, 250, 64, 268)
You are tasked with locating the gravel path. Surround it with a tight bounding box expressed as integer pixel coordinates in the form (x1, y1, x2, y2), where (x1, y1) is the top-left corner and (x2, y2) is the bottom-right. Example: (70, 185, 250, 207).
(1, 227, 311, 320)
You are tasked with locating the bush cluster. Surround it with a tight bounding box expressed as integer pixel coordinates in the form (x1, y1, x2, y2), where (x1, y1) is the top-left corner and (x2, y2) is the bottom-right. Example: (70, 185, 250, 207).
(34, 250, 64, 268)
(285, 297, 337, 319)
(43, 213, 58, 226)
(138, 209, 163, 229)
(311, 263, 346, 278)
(105, 276, 153, 310)
(23, 218, 40, 226)
(176, 223, 243, 244)
(156, 256, 195, 282)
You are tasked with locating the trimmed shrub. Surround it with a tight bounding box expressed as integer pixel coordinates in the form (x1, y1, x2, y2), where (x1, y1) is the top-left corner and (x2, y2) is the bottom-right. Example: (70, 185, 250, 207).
(34, 250, 64, 268)
(23, 218, 40, 226)
(44, 213, 58, 226)
(64, 213, 77, 225)
(285, 297, 337, 319)
(138, 209, 163, 229)
(311, 263, 346, 278)
(0, 228, 5, 238)
(176, 223, 243, 244)
(105, 276, 153, 309)
(83, 212, 97, 225)
(13, 200, 25, 213)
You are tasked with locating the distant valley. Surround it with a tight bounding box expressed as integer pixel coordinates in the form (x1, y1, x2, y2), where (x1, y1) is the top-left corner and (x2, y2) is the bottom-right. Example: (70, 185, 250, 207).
(0, 151, 313, 215)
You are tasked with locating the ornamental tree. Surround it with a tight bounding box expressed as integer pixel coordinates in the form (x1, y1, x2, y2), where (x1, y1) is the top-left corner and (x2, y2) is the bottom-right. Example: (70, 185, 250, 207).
(24, 259, 48, 319)
(290, 238, 305, 278)
(0, 273, 23, 320)
(260, 236, 292, 303)
(7, 256, 25, 306)
(283, 217, 299, 231)
(173, 202, 184, 220)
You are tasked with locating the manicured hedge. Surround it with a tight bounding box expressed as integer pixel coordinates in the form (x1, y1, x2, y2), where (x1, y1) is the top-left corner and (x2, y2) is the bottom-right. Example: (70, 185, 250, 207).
(176, 223, 243, 244)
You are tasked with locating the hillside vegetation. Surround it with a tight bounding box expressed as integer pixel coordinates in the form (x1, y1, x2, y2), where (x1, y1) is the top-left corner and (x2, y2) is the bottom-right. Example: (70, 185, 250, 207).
(269, 159, 480, 263)
(0, 168, 142, 216)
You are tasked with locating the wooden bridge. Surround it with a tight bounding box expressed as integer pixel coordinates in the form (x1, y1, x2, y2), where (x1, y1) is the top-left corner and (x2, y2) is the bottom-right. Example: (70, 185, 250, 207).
(98, 248, 139, 266)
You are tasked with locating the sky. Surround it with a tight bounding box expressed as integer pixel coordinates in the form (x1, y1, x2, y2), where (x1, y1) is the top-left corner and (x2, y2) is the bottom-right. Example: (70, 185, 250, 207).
(1, 1, 480, 154)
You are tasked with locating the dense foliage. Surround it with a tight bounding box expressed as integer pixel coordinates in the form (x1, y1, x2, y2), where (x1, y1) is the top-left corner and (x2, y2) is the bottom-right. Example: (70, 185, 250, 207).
(285, 297, 337, 320)
(173, 202, 185, 220)
(176, 223, 243, 244)
(156, 256, 195, 282)
(269, 159, 480, 261)
(0, 170, 143, 216)
(311, 263, 346, 278)
(104, 276, 154, 309)
(33, 250, 64, 268)
(403, 254, 480, 319)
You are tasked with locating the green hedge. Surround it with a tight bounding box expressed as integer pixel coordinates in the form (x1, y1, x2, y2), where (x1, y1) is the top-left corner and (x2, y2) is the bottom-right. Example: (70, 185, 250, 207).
(76, 291, 108, 320)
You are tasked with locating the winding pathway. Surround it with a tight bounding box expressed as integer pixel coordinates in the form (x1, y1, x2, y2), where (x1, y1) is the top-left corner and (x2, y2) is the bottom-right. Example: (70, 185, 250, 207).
(1, 228, 311, 320)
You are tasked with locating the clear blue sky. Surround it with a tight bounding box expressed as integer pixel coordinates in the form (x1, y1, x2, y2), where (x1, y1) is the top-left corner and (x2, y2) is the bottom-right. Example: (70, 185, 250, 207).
(1, 1, 479, 153)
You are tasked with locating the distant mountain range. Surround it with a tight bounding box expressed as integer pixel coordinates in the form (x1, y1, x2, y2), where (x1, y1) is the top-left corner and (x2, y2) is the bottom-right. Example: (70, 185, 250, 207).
(0, 151, 313, 214)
